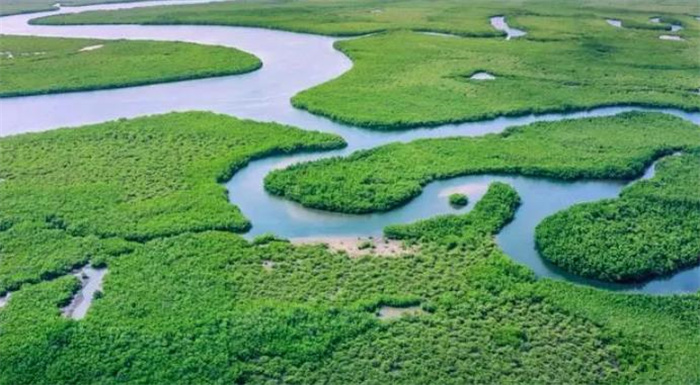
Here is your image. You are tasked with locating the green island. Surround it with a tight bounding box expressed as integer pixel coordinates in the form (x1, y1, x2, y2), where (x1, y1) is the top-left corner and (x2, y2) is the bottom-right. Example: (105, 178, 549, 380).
(33, 0, 700, 129)
(0, 34, 261, 97)
(265, 112, 700, 213)
(2, 178, 699, 384)
(0, 112, 344, 293)
(0, 0, 181, 17)
(536, 151, 700, 283)
(387, 182, 518, 245)
(448, 192, 469, 208)
(291, 30, 699, 129)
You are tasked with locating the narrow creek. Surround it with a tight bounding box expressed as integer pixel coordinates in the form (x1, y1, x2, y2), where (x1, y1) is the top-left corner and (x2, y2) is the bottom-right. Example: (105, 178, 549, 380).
(0, 292, 10, 308)
(61, 265, 107, 320)
(606, 19, 623, 28)
(490, 16, 526, 39)
(0, 1, 698, 294)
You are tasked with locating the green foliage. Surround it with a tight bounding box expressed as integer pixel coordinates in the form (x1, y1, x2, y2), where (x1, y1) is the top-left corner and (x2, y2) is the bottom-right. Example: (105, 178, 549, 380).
(537, 280, 700, 385)
(35, 0, 700, 37)
(536, 152, 700, 282)
(385, 182, 519, 247)
(0, 0, 180, 16)
(0, 115, 697, 383)
(0, 35, 261, 97)
(291, 30, 699, 129)
(2, 2, 699, 383)
(251, 232, 290, 245)
(1, 197, 667, 384)
(38, 0, 700, 129)
(448, 192, 469, 207)
(265, 112, 700, 213)
(0, 111, 344, 292)
(0, 221, 135, 294)
(0, 276, 79, 384)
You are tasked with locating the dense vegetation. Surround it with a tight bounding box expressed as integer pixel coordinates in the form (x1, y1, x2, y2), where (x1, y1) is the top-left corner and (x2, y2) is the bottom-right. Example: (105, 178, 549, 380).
(0, 0, 180, 16)
(291, 29, 699, 129)
(34, 0, 700, 128)
(0, 35, 261, 97)
(2, 1, 699, 383)
(0, 112, 344, 293)
(0, 183, 682, 383)
(265, 112, 700, 213)
(1, 182, 698, 384)
(536, 152, 700, 283)
(34, 0, 699, 37)
(386, 182, 518, 245)
(448, 192, 468, 207)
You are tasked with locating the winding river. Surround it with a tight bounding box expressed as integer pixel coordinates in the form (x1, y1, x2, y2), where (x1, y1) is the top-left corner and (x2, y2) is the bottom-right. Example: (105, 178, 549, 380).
(1, 1, 698, 295)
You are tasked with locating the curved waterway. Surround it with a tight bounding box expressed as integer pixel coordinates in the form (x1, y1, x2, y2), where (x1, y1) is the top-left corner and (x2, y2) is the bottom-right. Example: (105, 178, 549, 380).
(1, 1, 698, 294)
(490, 16, 526, 39)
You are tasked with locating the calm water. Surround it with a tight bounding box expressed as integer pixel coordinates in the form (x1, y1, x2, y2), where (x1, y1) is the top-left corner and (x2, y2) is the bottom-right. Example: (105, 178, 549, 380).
(0, 292, 10, 307)
(660, 35, 684, 41)
(470, 71, 496, 80)
(0, 1, 698, 294)
(606, 19, 623, 28)
(490, 16, 526, 40)
(650, 17, 684, 32)
(61, 265, 107, 320)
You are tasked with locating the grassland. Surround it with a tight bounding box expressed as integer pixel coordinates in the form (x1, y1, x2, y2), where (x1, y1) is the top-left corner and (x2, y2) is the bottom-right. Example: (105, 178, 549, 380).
(0, 35, 261, 97)
(265, 112, 700, 213)
(1, 182, 698, 384)
(536, 152, 700, 283)
(0, 112, 344, 293)
(33, 0, 700, 129)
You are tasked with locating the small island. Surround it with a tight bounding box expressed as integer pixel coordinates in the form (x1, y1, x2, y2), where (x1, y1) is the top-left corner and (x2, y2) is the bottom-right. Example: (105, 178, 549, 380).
(448, 193, 469, 208)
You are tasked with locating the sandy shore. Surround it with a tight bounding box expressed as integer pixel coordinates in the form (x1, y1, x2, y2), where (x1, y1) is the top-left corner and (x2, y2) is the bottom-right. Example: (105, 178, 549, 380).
(291, 236, 417, 258)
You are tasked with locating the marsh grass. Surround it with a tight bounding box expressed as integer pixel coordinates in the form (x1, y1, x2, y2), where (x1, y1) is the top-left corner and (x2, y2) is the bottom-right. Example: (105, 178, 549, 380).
(0, 35, 261, 97)
(0, 185, 696, 384)
(265, 112, 700, 213)
(536, 152, 700, 282)
(0, 111, 344, 292)
(291, 30, 699, 129)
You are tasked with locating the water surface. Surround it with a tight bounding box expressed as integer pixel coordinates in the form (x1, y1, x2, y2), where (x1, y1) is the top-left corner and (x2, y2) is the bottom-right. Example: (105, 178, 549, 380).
(659, 35, 684, 41)
(606, 19, 622, 28)
(0, 292, 10, 308)
(470, 71, 496, 80)
(490, 16, 526, 40)
(62, 265, 107, 320)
